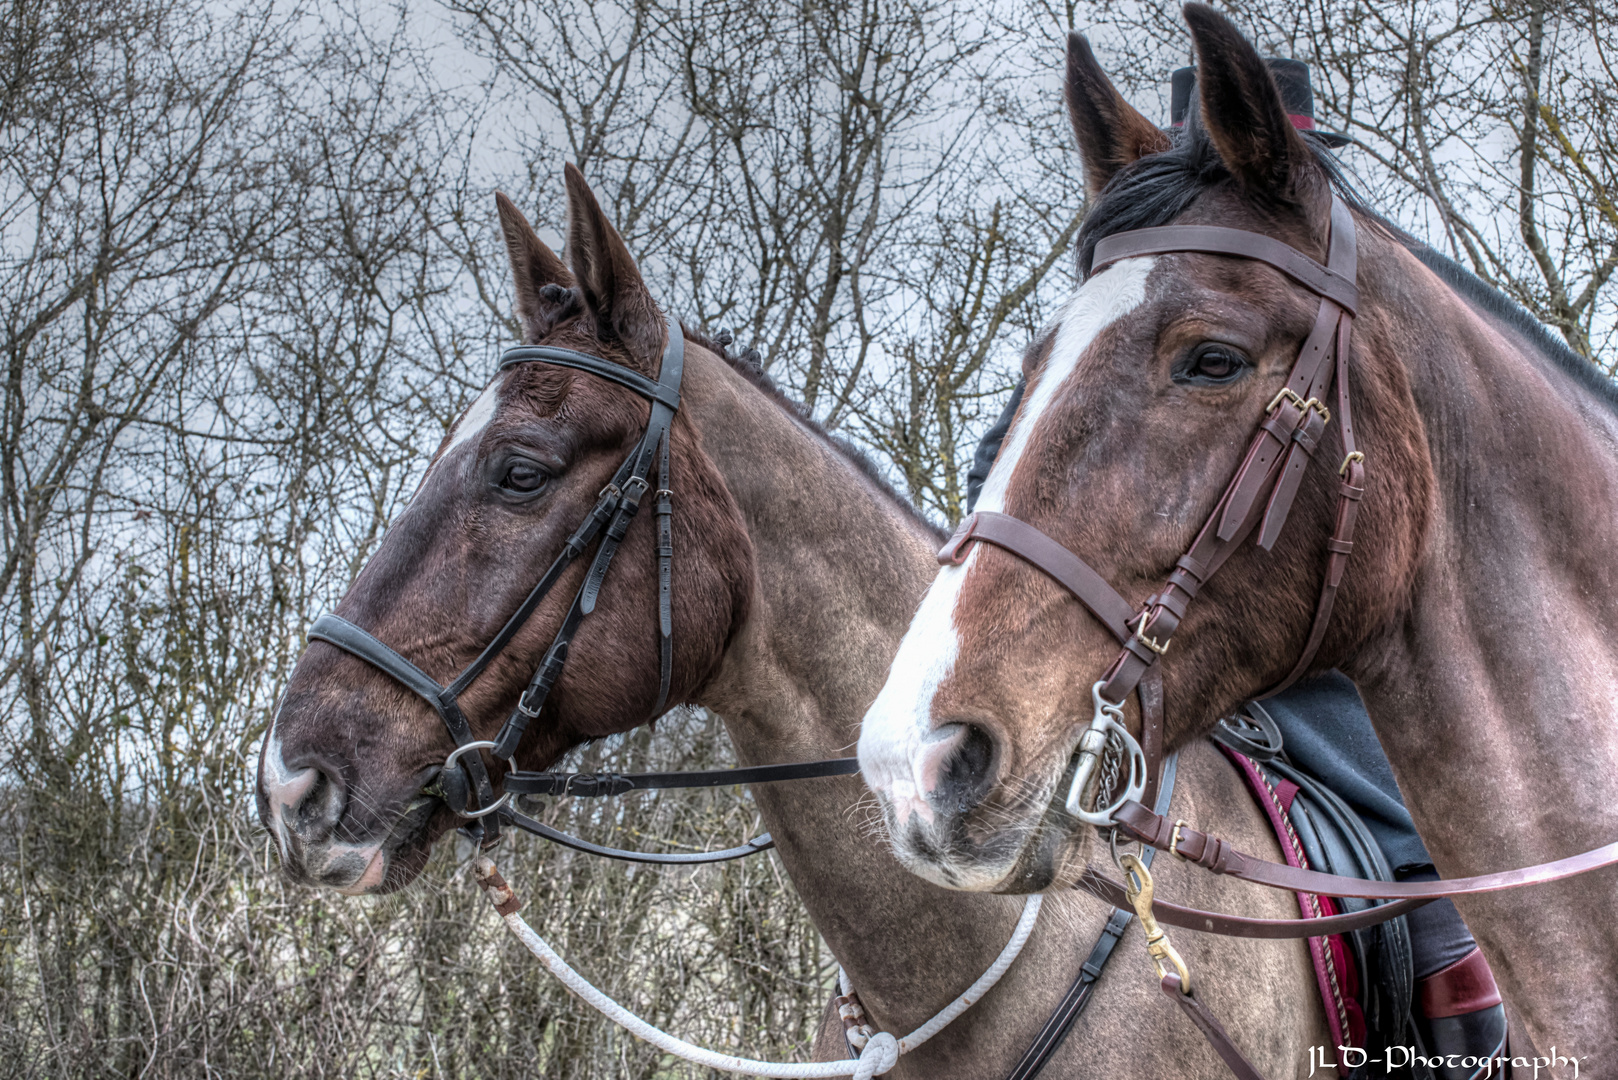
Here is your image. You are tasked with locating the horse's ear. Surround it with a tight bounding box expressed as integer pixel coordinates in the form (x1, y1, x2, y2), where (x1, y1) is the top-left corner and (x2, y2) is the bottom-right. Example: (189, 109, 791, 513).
(1065, 33, 1170, 200)
(496, 192, 576, 343)
(1183, 4, 1311, 200)
(563, 163, 666, 369)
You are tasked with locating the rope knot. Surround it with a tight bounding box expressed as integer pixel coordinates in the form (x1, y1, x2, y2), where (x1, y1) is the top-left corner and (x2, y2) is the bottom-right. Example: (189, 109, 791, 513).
(852, 1031, 897, 1079)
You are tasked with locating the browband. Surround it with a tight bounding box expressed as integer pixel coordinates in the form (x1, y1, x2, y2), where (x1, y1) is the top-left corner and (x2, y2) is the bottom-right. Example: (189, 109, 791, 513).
(499, 344, 683, 410)
(1091, 224, 1358, 313)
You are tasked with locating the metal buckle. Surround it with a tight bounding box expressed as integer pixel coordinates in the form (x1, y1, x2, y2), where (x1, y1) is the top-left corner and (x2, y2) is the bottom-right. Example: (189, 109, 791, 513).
(442, 740, 511, 819)
(1338, 450, 1365, 476)
(1265, 387, 1331, 424)
(1132, 610, 1170, 656)
(1168, 818, 1191, 858)
(1065, 682, 1148, 826)
(598, 482, 621, 501)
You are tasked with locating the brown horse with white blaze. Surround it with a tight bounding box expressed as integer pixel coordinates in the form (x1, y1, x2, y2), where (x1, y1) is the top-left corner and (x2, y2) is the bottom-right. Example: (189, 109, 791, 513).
(858, 3, 1618, 1058)
(257, 164, 1330, 1076)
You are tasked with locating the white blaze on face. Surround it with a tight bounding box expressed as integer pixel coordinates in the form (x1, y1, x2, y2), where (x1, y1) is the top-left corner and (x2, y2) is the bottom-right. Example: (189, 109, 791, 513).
(444, 373, 506, 457)
(409, 372, 506, 501)
(857, 258, 1155, 818)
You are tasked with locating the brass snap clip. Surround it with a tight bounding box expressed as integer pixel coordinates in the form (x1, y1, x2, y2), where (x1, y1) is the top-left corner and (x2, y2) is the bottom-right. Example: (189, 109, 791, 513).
(1119, 852, 1193, 994)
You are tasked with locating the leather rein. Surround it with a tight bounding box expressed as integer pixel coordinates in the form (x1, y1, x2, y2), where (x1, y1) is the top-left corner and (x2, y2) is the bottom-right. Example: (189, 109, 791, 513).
(306, 318, 857, 863)
(937, 193, 1618, 915)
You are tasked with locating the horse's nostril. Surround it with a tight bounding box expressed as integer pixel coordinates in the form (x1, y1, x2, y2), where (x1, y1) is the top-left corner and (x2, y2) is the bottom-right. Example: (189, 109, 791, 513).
(921, 723, 999, 816)
(267, 758, 347, 844)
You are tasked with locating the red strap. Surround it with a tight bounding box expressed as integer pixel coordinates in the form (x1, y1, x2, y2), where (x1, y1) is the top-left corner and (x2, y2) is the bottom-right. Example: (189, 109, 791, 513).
(1419, 948, 1503, 1018)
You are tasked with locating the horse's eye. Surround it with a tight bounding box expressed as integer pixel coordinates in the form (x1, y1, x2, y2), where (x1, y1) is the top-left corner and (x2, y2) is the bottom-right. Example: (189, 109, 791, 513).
(499, 460, 548, 495)
(1178, 345, 1249, 385)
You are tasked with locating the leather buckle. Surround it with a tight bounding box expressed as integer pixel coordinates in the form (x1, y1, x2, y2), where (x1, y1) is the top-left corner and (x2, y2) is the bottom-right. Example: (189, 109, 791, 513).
(936, 513, 980, 565)
(1338, 450, 1365, 476)
(561, 772, 634, 798)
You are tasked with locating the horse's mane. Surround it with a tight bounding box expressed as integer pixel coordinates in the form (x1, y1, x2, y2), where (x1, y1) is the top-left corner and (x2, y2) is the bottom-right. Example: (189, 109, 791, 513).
(1075, 112, 1618, 415)
(681, 326, 945, 540)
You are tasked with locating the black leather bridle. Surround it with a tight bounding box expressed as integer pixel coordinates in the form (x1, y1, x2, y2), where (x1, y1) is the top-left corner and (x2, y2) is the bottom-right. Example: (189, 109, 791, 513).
(306, 318, 856, 858)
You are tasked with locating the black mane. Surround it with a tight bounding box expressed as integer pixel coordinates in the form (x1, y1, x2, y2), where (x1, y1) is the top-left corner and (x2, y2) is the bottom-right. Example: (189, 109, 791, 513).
(1075, 114, 1616, 413)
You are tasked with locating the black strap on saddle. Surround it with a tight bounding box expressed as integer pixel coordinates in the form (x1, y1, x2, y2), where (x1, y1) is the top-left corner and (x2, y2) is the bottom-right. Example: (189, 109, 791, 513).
(306, 319, 858, 858)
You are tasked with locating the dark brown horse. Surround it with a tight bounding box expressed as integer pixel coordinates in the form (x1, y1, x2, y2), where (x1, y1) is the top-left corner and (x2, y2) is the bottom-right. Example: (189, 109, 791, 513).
(857, 2, 1618, 1060)
(257, 166, 1329, 1076)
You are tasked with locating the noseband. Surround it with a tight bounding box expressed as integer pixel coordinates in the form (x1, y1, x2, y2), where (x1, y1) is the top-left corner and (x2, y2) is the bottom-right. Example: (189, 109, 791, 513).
(306, 318, 856, 854)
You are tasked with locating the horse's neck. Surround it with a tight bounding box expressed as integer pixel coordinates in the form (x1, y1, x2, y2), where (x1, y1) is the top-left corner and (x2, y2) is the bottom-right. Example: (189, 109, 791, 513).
(677, 352, 1331, 1075)
(679, 349, 1035, 1031)
(1348, 245, 1618, 1049)
(1349, 242, 1618, 852)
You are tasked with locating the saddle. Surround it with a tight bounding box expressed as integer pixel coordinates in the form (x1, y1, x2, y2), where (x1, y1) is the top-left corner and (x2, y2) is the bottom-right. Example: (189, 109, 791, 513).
(1213, 706, 1431, 1080)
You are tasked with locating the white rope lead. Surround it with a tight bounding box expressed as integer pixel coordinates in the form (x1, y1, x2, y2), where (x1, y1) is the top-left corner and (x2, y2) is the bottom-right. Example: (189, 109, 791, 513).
(476, 856, 1041, 1078)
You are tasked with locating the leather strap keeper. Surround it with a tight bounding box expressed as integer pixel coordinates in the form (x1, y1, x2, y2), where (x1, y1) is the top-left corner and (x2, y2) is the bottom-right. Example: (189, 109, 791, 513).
(1419, 947, 1503, 1018)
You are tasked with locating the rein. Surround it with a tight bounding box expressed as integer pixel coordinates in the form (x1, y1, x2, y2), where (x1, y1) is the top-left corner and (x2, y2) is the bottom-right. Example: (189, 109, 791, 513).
(306, 318, 857, 862)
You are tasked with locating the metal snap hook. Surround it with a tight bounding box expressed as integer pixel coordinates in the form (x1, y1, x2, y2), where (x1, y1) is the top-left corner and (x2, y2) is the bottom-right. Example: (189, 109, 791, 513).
(1120, 851, 1193, 993)
(1109, 827, 1142, 873)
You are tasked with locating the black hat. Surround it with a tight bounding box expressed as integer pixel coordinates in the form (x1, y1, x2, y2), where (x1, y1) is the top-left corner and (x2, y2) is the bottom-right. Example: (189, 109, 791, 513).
(1170, 57, 1351, 149)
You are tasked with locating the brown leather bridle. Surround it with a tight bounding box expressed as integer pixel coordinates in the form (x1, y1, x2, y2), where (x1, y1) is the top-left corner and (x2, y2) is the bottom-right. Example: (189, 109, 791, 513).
(937, 193, 1618, 914)
(940, 193, 1365, 822)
